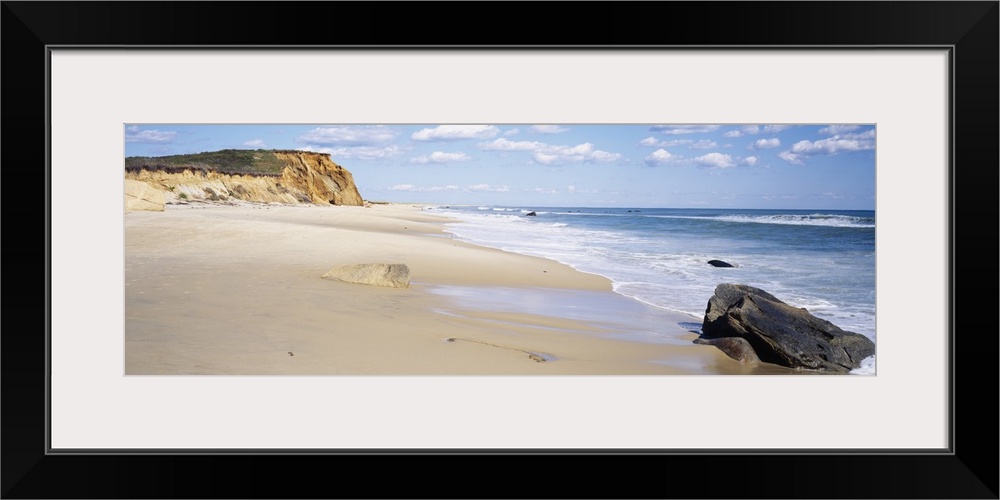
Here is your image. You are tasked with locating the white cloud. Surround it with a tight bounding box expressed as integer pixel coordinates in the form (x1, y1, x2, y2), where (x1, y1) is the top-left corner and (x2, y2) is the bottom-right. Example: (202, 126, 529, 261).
(532, 143, 621, 165)
(777, 130, 874, 164)
(388, 184, 460, 192)
(789, 135, 874, 154)
(649, 125, 721, 135)
(761, 125, 790, 134)
(504, 128, 520, 136)
(125, 126, 177, 143)
(747, 125, 788, 134)
(726, 125, 789, 137)
(479, 138, 544, 151)
(467, 184, 509, 192)
(410, 151, 472, 164)
(743, 156, 759, 166)
(531, 153, 558, 165)
(242, 139, 266, 148)
(301, 144, 404, 161)
(843, 129, 876, 140)
(388, 183, 508, 193)
(644, 149, 677, 167)
(479, 138, 621, 165)
(529, 125, 569, 134)
(752, 138, 781, 149)
(587, 149, 622, 162)
(297, 126, 396, 146)
(778, 151, 804, 165)
(638, 137, 693, 147)
(411, 125, 500, 141)
(567, 185, 576, 193)
(690, 140, 719, 150)
(819, 125, 861, 135)
(693, 152, 736, 169)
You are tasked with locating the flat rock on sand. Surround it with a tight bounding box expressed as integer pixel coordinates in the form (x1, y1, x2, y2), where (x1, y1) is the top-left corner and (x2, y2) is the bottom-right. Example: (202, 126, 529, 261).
(322, 263, 410, 288)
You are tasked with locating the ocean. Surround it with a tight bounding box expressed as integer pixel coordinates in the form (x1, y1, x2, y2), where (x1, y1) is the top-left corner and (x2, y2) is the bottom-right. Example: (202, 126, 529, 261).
(430, 205, 876, 374)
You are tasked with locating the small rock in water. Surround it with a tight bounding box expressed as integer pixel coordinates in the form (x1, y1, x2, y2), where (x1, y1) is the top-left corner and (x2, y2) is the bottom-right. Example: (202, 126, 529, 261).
(707, 259, 735, 268)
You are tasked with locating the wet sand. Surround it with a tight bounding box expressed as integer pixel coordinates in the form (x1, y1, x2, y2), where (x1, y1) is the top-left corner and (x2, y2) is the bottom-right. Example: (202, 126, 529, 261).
(124, 202, 794, 375)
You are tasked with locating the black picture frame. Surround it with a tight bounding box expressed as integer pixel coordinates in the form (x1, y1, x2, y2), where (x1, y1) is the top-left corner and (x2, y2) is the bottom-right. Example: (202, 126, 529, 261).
(4, 2, 997, 498)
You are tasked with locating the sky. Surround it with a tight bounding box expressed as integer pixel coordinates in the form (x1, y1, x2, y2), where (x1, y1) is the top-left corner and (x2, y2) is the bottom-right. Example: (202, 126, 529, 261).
(124, 124, 875, 209)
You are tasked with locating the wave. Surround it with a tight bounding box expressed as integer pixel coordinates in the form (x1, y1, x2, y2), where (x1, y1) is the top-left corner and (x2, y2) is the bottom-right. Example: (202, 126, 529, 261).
(435, 206, 876, 342)
(649, 213, 875, 228)
(511, 209, 874, 228)
(850, 355, 876, 375)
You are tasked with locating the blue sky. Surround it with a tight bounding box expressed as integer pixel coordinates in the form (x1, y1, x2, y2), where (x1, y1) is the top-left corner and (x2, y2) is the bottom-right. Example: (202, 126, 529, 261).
(124, 124, 875, 209)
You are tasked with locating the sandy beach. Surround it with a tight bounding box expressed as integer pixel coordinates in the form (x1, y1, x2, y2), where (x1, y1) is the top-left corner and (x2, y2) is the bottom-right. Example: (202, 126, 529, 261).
(125, 202, 794, 375)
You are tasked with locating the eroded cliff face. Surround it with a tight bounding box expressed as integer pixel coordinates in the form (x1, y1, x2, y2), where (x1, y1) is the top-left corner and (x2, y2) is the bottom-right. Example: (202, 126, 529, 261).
(274, 151, 364, 206)
(124, 151, 365, 206)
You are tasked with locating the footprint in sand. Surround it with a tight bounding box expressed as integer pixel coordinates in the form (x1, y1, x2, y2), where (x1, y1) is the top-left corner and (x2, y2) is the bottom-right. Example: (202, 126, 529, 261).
(443, 337, 549, 363)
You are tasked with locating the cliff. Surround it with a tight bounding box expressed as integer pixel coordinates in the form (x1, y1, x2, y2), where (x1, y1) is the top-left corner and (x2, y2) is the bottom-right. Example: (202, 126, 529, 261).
(124, 150, 365, 206)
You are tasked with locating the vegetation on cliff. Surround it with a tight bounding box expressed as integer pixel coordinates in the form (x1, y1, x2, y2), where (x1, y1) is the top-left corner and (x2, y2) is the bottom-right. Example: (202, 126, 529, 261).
(125, 149, 294, 175)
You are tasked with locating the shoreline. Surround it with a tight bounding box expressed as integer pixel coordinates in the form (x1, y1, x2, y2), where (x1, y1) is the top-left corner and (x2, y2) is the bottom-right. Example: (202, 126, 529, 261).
(125, 201, 797, 375)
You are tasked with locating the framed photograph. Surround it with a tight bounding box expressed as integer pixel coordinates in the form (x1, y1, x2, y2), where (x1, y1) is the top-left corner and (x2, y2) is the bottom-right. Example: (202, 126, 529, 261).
(6, 2, 997, 498)
(120, 121, 879, 379)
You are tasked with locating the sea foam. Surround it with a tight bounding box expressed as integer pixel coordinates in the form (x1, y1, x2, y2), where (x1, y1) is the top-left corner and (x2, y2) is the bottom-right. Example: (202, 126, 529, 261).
(432, 205, 877, 373)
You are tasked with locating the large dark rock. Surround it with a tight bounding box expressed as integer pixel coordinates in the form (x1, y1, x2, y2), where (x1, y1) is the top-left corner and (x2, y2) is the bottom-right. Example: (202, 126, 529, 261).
(525, 211, 537, 216)
(699, 284, 875, 372)
(707, 259, 734, 268)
